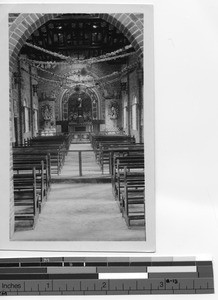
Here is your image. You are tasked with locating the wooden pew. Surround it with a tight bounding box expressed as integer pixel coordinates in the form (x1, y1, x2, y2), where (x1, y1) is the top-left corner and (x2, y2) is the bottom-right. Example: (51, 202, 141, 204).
(90, 134, 135, 159)
(13, 161, 47, 204)
(28, 134, 71, 152)
(98, 143, 144, 174)
(26, 143, 66, 169)
(121, 166, 145, 227)
(13, 154, 51, 191)
(28, 133, 70, 144)
(14, 167, 40, 231)
(112, 155, 144, 199)
(14, 133, 72, 175)
(96, 141, 137, 164)
(122, 184, 145, 227)
(109, 155, 145, 228)
(13, 147, 62, 175)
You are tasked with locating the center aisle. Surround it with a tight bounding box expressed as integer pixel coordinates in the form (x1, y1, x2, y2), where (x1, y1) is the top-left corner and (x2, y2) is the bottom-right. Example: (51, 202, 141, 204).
(59, 143, 104, 178)
(12, 143, 145, 241)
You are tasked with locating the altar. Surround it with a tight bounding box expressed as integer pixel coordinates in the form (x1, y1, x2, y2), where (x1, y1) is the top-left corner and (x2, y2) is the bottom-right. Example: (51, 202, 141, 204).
(60, 89, 103, 137)
(68, 122, 92, 133)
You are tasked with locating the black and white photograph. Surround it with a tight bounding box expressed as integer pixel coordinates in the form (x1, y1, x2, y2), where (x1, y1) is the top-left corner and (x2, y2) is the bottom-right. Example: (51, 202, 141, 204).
(0, 3, 155, 252)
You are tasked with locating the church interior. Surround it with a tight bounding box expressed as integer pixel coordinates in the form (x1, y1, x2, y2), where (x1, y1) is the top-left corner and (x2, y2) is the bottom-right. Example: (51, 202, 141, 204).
(9, 13, 145, 241)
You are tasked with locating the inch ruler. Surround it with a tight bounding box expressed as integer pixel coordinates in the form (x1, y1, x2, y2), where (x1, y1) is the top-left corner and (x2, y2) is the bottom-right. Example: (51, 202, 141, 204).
(0, 256, 214, 296)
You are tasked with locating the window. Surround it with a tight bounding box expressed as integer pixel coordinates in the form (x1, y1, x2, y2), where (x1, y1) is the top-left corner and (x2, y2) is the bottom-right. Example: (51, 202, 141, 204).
(132, 96, 138, 130)
(24, 106, 30, 133)
(34, 109, 38, 132)
(123, 98, 127, 130)
(92, 99, 97, 120)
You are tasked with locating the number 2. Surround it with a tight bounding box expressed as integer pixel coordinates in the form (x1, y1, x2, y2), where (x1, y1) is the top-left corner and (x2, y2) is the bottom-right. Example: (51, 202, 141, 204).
(102, 282, 107, 289)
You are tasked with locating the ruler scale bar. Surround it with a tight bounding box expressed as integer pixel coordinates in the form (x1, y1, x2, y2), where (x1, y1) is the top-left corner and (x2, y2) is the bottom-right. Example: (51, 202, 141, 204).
(148, 272, 199, 278)
(0, 257, 214, 295)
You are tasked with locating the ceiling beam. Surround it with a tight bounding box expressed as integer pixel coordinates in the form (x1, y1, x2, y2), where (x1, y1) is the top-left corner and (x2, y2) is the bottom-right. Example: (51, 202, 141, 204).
(52, 15, 101, 21)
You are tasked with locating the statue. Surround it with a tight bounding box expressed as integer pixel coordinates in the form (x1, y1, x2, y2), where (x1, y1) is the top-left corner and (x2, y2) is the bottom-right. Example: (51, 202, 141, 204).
(41, 104, 53, 121)
(110, 103, 118, 120)
(110, 106, 117, 119)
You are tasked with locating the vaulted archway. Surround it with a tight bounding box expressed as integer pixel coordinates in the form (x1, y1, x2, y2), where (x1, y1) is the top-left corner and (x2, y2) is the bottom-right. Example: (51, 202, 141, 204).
(9, 13, 143, 68)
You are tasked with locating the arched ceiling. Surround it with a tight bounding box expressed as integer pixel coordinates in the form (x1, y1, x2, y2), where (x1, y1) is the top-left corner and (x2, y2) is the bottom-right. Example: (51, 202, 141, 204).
(20, 13, 133, 62)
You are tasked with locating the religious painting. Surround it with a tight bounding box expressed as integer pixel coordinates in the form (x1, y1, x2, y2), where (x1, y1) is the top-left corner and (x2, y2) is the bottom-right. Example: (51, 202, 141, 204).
(0, 3, 155, 253)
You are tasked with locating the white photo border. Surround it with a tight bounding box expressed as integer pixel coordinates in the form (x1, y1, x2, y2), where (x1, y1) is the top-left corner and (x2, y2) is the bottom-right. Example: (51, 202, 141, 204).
(0, 3, 155, 252)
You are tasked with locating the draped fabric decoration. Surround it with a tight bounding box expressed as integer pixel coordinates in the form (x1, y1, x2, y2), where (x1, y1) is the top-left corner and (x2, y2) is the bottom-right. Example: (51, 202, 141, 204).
(23, 43, 135, 65)
(20, 61, 138, 89)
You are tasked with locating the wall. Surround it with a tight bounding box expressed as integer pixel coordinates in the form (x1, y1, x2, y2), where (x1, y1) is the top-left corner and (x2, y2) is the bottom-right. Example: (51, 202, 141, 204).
(21, 60, 39, 141)
(120, 54, 143, 142)
(11, 64, 19, 145)
(8, 56, 39, 237)
(128, 68, 140, 141)
(31, 68, 39, 137)
(20, 58, 32, 141)
(11, 57, 39, 145)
